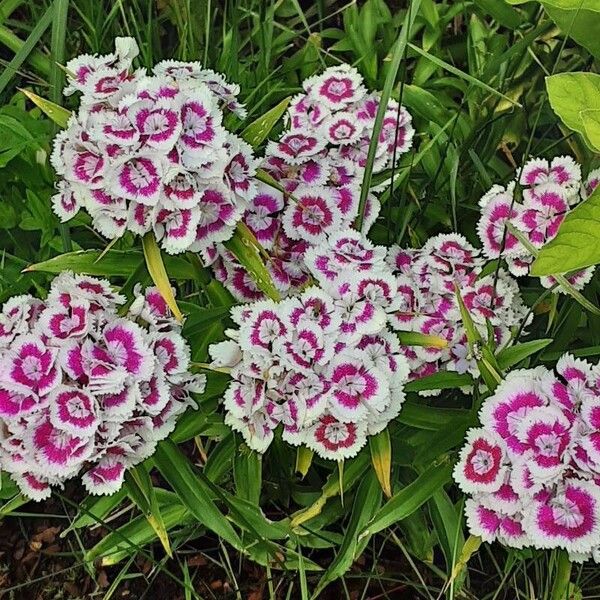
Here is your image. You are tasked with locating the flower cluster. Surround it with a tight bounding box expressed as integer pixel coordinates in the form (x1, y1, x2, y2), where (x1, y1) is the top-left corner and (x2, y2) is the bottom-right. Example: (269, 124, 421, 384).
(0, 273, 204, 500)
(209, 229, 410, 459)
(51, 37, 257, 254)
(454, 356, 600, 561)
(212, 64, 414, 301)
(477, 156, 596, 292)
(386, 234, 528, 389)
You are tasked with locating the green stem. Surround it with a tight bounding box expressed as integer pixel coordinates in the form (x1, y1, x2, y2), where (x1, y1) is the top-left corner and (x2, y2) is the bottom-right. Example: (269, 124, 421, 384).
(0, 0, 23, 26)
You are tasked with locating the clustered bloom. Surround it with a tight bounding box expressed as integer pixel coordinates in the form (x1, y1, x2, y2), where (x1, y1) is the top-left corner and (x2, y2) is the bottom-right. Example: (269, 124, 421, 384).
(386, 234, 528, 389)
(209, 229, 410, 459)
(454, 357, 600, 561)
(0, 273, 204, 500)
(477, 156, 596, 292)
(212, 64, 414, 301)
(51, 37, 257, 254)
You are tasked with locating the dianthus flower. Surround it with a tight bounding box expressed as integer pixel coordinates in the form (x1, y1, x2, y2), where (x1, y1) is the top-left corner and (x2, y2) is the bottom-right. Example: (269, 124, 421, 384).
(385, 233, 528, 391)
(209, 229, 410, 459)
(50, 37, 257, 254)
(477, 155, 596, 292)
(211, 64, 414, 301)
(454, 356, 600, 561)
(0, 273, 204, 500)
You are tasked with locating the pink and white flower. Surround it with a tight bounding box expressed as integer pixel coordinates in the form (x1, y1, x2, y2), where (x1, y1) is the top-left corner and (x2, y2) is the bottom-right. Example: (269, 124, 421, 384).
(0, 273, 204, 501)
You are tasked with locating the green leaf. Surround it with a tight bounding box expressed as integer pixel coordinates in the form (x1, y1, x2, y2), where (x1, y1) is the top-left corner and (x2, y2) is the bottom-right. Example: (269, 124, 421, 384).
(361, 462, 452, 536)
(241, 96, 291, 147)
(496, 339, 553, 370)
(63, 488, 127, 534)
(142, 233, 183, 321)
(25, 249, 195, 279)
(516, 211, 600, 309)
(397, 402, 472, 430)
(404, 371, 473, 393)
(397, 331, 449, 348)
(429, 491, 465, 578)
(233, 444, 262, 505)
(581, 108, 600, 151)
(312, 471, 382, 595)
(546, 72, 600, 151)
(543, 2, 600, 59)
(224, 222, 280, 301)
(369, 430, 392, 498)
(296, 446, 314, 477)
(20, 88, 71, 128)
(291, 452, 369, 528)
(125, 465, 172, 558)
(153, 440, 243, 549)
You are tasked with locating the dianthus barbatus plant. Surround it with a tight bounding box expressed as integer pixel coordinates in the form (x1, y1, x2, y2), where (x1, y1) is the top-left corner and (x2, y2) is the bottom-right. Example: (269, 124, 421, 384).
(209, 229, 410, 459)
(50, 37, 257, 254)
(211, 63, 414, 301)
(477, 156, 598, 292)
(385, 233, 529, 391)
(0, 273, 204, 500)
(454, 356, 600, 561)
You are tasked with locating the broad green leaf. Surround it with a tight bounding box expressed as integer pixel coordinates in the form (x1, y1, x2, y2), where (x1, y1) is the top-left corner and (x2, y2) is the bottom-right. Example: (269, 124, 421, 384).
(369, 430, 392, 498)
(25, 249, 195, 279)
(361, 462, 452, 536)
(19, 88, 71, 127)
(543, 2, 600, 59)
(312, 471, 382, 595)
(546, 72, 600, 151)
(496, 339, 553, 370)
(518, 211, 600, 308)
(472, 0, 522, 29)
(543, 0, 600, 8)
(582, 108, 600, 150)
(224, 222, 280, 301)
(241, 96, 290, 147)
(142, 233, 183, 321)
(153, 440, 242, 550)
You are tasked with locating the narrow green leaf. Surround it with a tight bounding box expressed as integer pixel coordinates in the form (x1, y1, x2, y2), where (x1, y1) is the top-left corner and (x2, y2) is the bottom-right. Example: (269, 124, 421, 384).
(0, 3, 53, 95)
(233, 444, 262, 505)
(142, 232, 183, 321)
(25, 249, 195, 279)
(224, 222, 280, 301)
(397, 402, 471, 430)
(355, 0, 422, 229)
(241, 96, 291, 147)
(496, 338, 553, 370)
(407, 43, 523, 108)
(404, 371, 473, 393)
(397, 330, 449, 348)
(20, 88, 71, 128)
(312, 471, 382, 596)
(63, 488, 127, 534)
(296, 446, 314, 478)
(291, 452, 369, 528)
(153, 440, 242, 549)
(369, 430, 392, 498)
(361, 462, 452, 536)
(125, 465, 172, 558)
